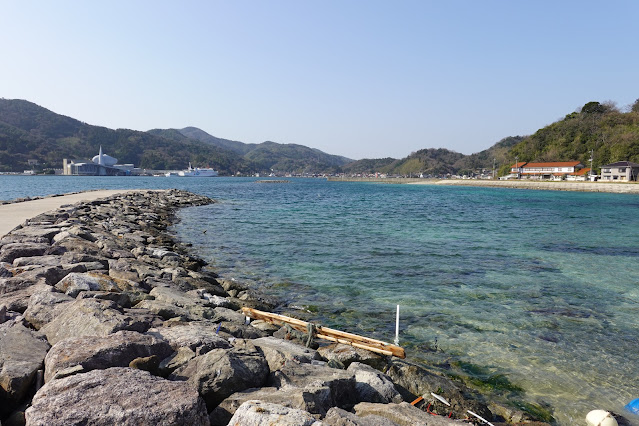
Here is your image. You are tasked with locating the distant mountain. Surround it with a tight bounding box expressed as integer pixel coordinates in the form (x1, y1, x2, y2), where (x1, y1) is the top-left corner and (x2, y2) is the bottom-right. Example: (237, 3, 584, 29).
(151, 127, 353, 174)
(0, 99, 350, 174)
(3, 98, 637, 177)
(342, 148, 466, 176)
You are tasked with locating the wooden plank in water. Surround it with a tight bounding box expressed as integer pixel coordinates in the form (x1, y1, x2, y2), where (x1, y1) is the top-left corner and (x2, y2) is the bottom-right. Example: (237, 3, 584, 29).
(241, 307, 406, 359)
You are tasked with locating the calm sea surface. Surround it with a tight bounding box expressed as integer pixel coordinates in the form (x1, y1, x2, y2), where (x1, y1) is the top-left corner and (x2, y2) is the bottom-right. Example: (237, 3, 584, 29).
(2, 175, 638, 425)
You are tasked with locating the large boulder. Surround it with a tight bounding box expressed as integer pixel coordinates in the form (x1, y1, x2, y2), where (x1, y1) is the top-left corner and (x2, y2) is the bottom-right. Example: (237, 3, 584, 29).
(268, 361, 357, 410)
(347, 362, 403, 404)
(323, 407, 398, 426)
(385, 360, 491, 420)
(39, 298, 149, 345)
(226, 400, 321, 426)
(54, 272, 120, 297)
(353, 402, 461, 426)
(146, 322, 231, 355)
(44, 330, 173, 382)
(25, 367, 209, 426)
(252, 336, 321, 371)
(169, 343, 269, 410)
(318, 343, 386, 370)
(23, 285, 74, 329)
(0, 320, 50, 415)
(210, 385, 341, 425)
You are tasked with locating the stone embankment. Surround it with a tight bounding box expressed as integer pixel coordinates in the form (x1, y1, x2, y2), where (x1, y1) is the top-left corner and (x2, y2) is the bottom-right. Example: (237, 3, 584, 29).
(0, 189, 550, 425)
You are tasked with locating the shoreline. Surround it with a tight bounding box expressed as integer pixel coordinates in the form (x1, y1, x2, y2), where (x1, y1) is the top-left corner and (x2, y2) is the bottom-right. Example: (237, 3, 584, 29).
(328, 177, 639, 194)
(0, 190, 628, 424)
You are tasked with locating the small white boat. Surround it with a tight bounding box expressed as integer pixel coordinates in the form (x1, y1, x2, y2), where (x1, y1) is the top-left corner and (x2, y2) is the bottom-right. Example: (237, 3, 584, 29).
(177, 163, 218, 177)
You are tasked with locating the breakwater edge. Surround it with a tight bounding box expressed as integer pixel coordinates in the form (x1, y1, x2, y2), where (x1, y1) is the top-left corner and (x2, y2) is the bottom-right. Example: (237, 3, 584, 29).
(1, 189, 554, 425)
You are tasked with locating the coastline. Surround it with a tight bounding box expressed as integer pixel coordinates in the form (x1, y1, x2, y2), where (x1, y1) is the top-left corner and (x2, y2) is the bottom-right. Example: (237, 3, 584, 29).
(327, 176, 639, 194)
(0, 190, 532, 425)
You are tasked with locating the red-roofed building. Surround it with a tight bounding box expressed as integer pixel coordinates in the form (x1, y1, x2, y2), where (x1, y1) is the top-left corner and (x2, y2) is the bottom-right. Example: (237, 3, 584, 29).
(509, 161, 584, 180)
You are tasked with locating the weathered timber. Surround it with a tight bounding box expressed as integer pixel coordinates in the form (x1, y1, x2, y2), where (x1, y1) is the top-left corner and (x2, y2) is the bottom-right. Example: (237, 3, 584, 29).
(241, 307, 405, 359)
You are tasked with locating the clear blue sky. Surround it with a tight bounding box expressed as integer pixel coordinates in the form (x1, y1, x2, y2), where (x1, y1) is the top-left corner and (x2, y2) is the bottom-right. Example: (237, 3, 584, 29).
(1, 1, 637, 160)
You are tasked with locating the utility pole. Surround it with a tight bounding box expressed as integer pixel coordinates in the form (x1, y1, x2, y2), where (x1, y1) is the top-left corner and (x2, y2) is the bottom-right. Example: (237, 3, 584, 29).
(589, 149, 594, 181)
(492, 158, 496, 179)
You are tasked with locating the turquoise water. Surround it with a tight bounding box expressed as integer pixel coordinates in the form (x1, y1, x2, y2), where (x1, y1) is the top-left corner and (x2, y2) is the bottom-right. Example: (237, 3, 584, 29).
(2, 175, 638, 425)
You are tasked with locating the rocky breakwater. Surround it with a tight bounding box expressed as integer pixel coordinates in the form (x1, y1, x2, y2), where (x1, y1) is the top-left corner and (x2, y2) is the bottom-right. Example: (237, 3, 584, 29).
(0, 189, 550, 426)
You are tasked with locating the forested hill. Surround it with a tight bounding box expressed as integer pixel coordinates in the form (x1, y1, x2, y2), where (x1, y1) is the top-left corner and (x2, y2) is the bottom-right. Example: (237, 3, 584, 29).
(504, 100, 639, 175)
(0, 99, 351, 174)
(2, 98, 638, 176)
(344, 100, 639, 177)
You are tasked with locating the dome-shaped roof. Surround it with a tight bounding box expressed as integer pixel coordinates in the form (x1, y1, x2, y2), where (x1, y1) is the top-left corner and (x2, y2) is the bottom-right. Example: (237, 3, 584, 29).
(92, 153, 118, 166)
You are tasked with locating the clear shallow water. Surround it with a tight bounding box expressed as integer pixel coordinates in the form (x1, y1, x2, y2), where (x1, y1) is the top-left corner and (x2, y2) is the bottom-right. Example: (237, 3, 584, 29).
(2, 175, 638, 425)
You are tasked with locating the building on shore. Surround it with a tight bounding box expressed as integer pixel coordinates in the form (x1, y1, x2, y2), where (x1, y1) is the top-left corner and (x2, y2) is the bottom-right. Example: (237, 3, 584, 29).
(600, 161, 639, 181)
(63, 147, 137, 176)
(506, 161, 585, 180)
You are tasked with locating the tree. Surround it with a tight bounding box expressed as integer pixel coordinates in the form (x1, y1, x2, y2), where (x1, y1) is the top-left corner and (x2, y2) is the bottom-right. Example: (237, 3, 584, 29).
(580, 101, 607, 114)
(632, 98, 639, 113)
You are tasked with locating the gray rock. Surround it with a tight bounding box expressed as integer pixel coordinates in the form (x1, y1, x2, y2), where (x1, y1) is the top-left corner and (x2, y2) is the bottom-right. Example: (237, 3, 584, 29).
(347, 362, 403, 404)
(149, 285, 216, 317)
(8, 227, 61, 242)
(12, 255, 63, 268)
(0, 283, 52, 314)
(169, 343, 269, 410)
(23, 285, 74, 329)
(44, 330, 173, 382)
(25, 367, 209, 426)
(318, 343, 386, 370)
(384, 360, 491, 421)
(252, 336, 320, 371)
(210, 385, 337, 425)
(353, 402, 462, 426)
(268, 361, 357, 410)
(146, 322, 231, 354)
(324, 407, 398, 426)
(0, 320, 51, 414)
(226, 400, 321, 426)
(54, 272, 120, 297)
(39, 298, 149, 345)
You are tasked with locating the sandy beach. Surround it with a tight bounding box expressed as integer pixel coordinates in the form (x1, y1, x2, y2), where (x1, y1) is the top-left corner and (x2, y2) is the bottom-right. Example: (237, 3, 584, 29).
(0, 190, 137, 237)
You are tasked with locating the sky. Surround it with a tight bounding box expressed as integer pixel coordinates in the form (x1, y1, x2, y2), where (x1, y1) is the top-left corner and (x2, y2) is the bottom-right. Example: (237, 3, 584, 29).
(1, 1, 637, 160)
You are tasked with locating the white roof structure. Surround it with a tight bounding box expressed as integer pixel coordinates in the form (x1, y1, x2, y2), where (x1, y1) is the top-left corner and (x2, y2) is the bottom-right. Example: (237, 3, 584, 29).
(92, 146, 118, 166)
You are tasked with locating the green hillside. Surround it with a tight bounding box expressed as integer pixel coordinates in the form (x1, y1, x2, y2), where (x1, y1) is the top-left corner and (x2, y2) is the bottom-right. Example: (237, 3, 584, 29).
(2, 98, 638, 177)
(505, 100, 639, 175)
(0, 99, 350, 174)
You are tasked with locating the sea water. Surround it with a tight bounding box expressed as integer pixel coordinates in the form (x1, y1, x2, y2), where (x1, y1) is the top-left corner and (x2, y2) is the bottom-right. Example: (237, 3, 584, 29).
(2, 175, 638, 425)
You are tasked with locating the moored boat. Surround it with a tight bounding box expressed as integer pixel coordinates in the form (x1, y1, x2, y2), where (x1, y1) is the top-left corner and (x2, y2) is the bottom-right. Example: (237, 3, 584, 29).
(176, 163, 218, 177)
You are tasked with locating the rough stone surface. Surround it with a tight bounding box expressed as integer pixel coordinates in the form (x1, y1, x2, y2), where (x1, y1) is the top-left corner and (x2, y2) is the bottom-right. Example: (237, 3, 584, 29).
(147, 322, 231, 354)
(226, 400, 321, 426)
(347, 362, 403, 404)
(318, 343, 387, 370)
(23, 285, 74, 329)
(385, 360, 491, 420)
(252, 336, 320, 371)
(169, 343, 269, 410)
(268, 362, 357, 410)
(44, 330, 173, 382)
(25, 367, 209, 426)
(323, 407, 398, 426)
(0, 320, 50, 414)
(54, 272, 120, 297)
(39, 298, 149, 345)
(353, 402, 462, 425)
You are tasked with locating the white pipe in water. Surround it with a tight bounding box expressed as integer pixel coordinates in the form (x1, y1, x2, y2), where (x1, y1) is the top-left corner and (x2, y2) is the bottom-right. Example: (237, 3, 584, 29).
(394, 305, 400, 345)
